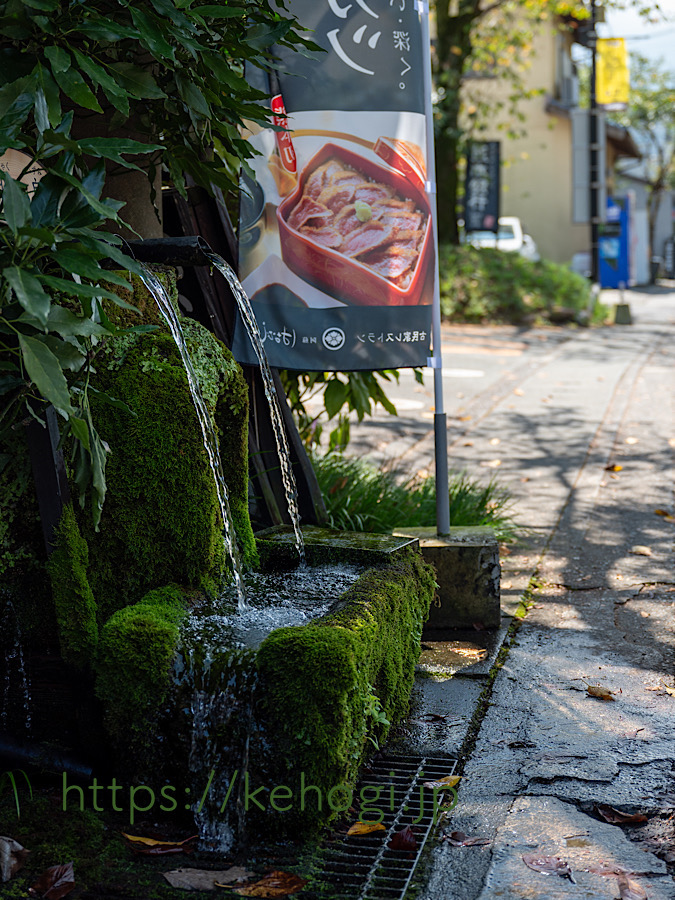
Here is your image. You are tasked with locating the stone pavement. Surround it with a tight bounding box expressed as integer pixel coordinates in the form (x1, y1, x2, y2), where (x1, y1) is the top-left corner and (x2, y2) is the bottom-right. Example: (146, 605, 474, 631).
(350, 286, 675, 898)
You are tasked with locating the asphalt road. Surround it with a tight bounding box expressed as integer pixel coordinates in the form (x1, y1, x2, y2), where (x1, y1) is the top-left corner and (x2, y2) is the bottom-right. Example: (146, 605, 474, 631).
(347, 284, 675, 899)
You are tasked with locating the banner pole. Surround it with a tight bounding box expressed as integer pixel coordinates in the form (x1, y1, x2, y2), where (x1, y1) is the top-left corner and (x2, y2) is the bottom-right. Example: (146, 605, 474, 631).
(419, 0, 450, 536)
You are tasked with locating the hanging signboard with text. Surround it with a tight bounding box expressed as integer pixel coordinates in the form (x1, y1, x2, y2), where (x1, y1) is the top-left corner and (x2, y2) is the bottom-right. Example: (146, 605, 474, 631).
(234, 0, 434, 371)
(463, 141, 500, 233)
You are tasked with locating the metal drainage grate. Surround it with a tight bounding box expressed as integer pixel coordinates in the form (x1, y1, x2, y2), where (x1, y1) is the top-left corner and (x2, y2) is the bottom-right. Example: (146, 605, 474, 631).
(301, 755, 458, 900)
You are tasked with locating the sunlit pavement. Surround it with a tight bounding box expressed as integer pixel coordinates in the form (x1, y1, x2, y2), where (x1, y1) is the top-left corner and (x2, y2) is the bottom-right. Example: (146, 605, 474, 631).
(349, 285, 675, 898)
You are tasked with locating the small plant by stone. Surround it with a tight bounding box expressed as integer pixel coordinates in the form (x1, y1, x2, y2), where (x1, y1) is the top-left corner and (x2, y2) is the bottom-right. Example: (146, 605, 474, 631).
(0, 769, 32, 818)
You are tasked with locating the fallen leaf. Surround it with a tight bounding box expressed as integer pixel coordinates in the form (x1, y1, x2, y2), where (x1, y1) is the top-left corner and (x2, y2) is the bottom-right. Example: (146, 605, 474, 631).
(669, 438, 675, 449)
(122, 833, 198, 855)
(0, 836, 29, 882)
(423, 775, 461, 790)
(230, 870, 306, 897)
(346, 822, 386, 837)
(522, 854, 575, 882)
(388, 826, 417, 852)
(586, 863, 633, 877)
(586, 685, 615, 701)
(489, 438, 500, 445)
(605, 464, 623, 472)
(514, 388, 524, 396)
(30, 862, 75, 900)
(164, 867, 252, 891)
(418, 712, 448, 722)
(480, 459, 501, 468)
(629, 546, 652, 556)
(617, 873, 647, 900)
(654, 508, 675, 522)
(463, 441, 474, 447)
(625, 437, 639, 445)
(663, 685, 675, 696)
(596, 805, 648, 825)
(458, 415, 471, 421)
(444, 831, 490, 847)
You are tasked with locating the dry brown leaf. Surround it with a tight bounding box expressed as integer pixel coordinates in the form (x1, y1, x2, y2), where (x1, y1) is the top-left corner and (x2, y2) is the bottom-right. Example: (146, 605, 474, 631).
(444, 831, 490, 847)
(423, 775, 461, 790)
(230, 870, 306, 897)
(522, 854, 575, 882)
(164, 867, 253, 891)
(629, 545, 652, 557)
(388, 826, 418, 852)
(346, 822, 386, 837)
(654, 509, 675, 522)
(122, 833, 197, 855)
(596, 804, 648, 825)
(587, 684, 616, 701)
(0, 836, 29, 883)
(605, 464, 623, 472)
(30, 862, 75, 900)
(617, 873, 647, 900)
(586, 862, 633, 877)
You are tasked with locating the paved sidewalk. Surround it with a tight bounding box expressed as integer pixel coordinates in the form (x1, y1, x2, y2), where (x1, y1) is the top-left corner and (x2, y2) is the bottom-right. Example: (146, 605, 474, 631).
(351, 286, 675, 898)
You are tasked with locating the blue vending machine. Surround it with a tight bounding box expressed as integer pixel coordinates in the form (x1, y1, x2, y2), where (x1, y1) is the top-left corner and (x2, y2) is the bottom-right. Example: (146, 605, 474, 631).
(599, 196, 630, 288)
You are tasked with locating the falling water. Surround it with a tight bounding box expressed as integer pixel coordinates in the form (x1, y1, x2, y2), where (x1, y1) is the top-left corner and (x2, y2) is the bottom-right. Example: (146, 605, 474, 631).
(137, 267, 247, 610)
(1, 596, 31, 732)
(204, 252, 305, 564)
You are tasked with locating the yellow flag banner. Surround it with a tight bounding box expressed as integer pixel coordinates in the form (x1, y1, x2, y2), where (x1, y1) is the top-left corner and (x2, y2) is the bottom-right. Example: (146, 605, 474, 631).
(596, 38, 629, 108)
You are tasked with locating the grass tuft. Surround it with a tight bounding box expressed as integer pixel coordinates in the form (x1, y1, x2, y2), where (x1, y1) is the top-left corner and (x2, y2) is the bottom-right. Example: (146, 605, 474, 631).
(312, 452, 519, 542)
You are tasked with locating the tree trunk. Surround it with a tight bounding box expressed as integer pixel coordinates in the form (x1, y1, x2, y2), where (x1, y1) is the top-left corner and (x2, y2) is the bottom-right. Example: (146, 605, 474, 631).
(433, 3, 475, 245)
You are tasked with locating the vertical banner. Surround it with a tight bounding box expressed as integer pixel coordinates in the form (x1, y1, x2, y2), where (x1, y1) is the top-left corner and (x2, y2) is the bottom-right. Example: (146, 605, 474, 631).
(234, 1, 434, 371)
(463, 141, 500, 233)
(596, 38, 629, 110)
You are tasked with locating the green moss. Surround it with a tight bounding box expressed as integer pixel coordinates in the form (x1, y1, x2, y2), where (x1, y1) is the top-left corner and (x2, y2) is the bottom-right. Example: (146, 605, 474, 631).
(96, 584, 187, 767)
(102, 266, 177, 331)
(79, 325, 257, 619)
(256, 549, 435, 828)
(47, 504, 98, 669)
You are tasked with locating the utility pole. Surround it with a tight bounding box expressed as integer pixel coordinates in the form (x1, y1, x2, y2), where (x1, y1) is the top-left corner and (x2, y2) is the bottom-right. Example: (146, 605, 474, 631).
(589, 0, 600, 284)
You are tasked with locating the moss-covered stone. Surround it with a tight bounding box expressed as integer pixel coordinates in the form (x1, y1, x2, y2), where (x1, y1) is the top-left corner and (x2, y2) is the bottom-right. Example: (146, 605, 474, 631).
(96, 584, 188, 766)
(254, 549, 436, 829)
(47, 504, 98, 669)
(78, 323, 256, 619)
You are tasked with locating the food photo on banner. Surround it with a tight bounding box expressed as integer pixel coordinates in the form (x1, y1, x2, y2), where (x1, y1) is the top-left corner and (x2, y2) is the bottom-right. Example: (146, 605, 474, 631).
(234, 0, 435, 372)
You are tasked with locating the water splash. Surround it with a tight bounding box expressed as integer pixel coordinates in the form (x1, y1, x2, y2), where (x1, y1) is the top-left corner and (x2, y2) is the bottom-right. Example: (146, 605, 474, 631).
(137, 267, 247, 610)
(204, 252, 305, 564)
(1, 595, 31, 733)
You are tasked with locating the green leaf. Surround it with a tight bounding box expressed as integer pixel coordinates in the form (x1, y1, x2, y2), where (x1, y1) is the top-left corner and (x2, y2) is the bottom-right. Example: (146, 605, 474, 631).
(1, 172, 31, 233)
(71, 50, 130, 116)
(176, 76, 210, 117)
(112, 63, 166, 100)
(131, 8, 176, 60)
(44, 45, 70, 74)
(69, 415, 90, 449)
(43, 335, 86, 371)
(4, 266, 50, 326)
(44, 305, 110, 338)
(55, 248, 131, 290)
(52, 66, 103, 113)
(36, 62, 61, 126)
(324, 378, 348, 419)
(39, 275, 130, 308)
(18, 334, 73, 418)
(87, 385, 134, 415)
(77, 137, 164, 169)
(194, 5, 247, 17)
(56, 170, 122, 222)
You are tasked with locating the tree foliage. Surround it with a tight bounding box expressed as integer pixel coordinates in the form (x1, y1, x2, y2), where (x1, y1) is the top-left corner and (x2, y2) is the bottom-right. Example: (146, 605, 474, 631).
(615, 52, 675, 255)
(433, 0, 660, 244)
(0, 0, 311, 526)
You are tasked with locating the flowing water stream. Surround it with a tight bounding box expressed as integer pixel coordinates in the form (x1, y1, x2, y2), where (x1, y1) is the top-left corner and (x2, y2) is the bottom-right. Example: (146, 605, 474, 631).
(138, 267, 247, 610)
(204, 252, 305, 564)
